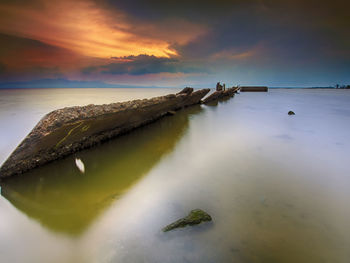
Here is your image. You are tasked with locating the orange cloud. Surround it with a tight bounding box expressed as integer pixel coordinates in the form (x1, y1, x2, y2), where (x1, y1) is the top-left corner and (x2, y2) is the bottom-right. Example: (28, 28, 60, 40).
(0, 0, 180, 58)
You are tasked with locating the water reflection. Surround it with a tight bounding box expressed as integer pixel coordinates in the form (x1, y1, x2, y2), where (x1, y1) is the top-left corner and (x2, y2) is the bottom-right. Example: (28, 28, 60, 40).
(0, 89, 349, 263)
(1, 105, 203, 235)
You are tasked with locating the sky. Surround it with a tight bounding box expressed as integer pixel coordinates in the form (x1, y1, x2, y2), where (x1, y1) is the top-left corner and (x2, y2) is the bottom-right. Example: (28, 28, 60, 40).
(0, 0, 349, 87)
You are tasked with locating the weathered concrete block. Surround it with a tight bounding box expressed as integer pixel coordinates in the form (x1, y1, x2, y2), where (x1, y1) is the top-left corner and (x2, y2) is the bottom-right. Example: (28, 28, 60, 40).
(0, 88, 209, 178)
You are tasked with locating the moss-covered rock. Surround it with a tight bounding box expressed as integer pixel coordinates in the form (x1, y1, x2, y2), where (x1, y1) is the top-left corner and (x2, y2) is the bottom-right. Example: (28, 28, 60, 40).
(288, 110, 295, 115)
(162, 209, 212, 232)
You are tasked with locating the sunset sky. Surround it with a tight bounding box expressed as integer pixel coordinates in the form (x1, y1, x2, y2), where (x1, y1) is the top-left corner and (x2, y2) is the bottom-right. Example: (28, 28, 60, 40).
(0, 0, 349, 87)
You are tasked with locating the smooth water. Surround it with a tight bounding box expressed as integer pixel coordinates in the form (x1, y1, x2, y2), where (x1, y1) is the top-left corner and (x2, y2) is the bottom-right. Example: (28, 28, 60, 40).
(0, 88, 349, 263)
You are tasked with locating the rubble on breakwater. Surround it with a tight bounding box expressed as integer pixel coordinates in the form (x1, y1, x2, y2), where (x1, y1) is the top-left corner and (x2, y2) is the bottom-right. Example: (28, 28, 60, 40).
(203, 86, 239, 104)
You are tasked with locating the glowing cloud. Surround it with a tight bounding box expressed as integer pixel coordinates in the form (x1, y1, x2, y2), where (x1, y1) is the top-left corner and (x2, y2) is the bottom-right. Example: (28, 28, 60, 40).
(0, 0, 178, 58)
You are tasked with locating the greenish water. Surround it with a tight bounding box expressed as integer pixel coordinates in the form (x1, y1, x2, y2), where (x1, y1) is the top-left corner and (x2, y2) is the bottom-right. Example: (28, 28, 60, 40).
(0, 88, 349, 263)
(2, 105, 200, 235)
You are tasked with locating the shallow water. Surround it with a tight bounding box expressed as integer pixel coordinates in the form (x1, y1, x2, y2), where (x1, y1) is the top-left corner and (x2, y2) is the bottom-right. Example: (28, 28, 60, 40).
(0, 88, 349, 263)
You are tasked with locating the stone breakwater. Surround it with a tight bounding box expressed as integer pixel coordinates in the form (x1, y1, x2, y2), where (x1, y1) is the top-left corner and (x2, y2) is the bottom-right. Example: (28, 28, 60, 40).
(0, 88, 210, 178)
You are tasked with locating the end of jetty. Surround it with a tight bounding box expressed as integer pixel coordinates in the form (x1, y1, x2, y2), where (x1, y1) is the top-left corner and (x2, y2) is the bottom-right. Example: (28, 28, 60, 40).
(203, 82, 239, 104)
(1, 88, 213, 178)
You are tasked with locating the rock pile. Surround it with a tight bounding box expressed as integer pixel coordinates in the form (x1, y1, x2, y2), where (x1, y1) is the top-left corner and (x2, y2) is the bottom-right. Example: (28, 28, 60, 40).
(203, 86, 238, 104)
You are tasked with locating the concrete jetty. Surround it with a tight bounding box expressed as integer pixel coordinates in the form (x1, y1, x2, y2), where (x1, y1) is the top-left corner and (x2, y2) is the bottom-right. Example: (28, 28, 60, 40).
(0, 88, 210, 178)
(0, 83, 242, 178)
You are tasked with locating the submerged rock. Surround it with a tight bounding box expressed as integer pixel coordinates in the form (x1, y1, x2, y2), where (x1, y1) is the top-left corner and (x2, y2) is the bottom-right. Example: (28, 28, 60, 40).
(162, 209, 212, 232)
(288, 111, 295, 115)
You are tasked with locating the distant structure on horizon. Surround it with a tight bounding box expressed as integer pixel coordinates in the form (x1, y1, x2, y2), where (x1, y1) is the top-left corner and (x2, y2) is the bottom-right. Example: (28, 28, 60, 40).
(335, 84, 350, 89)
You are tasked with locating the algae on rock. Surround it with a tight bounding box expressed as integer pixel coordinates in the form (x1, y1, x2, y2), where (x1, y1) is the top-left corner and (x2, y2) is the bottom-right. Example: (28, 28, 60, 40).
(162, 209, 212, 232)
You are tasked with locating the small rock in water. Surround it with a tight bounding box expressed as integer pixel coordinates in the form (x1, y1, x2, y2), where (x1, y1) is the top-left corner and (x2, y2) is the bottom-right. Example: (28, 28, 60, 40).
(162, 209, 212, 232)
(288, 111, 295, 115)
(167, 110, 176, 116)
(75, 158, 85, 173)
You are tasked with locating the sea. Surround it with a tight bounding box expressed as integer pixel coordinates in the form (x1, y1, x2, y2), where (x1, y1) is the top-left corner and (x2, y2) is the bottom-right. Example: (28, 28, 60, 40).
(0, 88, 349, 263)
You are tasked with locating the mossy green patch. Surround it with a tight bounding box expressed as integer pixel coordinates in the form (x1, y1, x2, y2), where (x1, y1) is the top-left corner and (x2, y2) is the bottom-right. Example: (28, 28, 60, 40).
(162, 209, 212, 232)
(55, 121, 84, 149)
(81, 124, 90, 132)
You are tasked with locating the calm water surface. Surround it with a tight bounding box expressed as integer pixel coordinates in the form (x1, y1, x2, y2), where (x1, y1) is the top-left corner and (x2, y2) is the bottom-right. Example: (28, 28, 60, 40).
(0, 88, 349, 263)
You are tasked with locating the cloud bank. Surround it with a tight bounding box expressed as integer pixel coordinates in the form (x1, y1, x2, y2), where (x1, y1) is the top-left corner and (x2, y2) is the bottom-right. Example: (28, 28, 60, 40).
(0, 0, 349, 86)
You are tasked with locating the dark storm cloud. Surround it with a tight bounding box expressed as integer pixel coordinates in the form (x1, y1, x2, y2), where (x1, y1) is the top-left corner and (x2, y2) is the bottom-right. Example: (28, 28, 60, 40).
(0, 33, 63, 56)
(0, 0, 43, 7)
(175, 7, 320, 60)
(102, 0, 349, 62)
(92, 0, 350, 87)
(0, 33, 87, 81)
(83, 55, 206, 75)
(22, 0, 349, 42)
(101, 0, 265, 22)
(0, 33, 74, 65)
(0, 33, 63, 79)
(0, 63, 6, 74)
